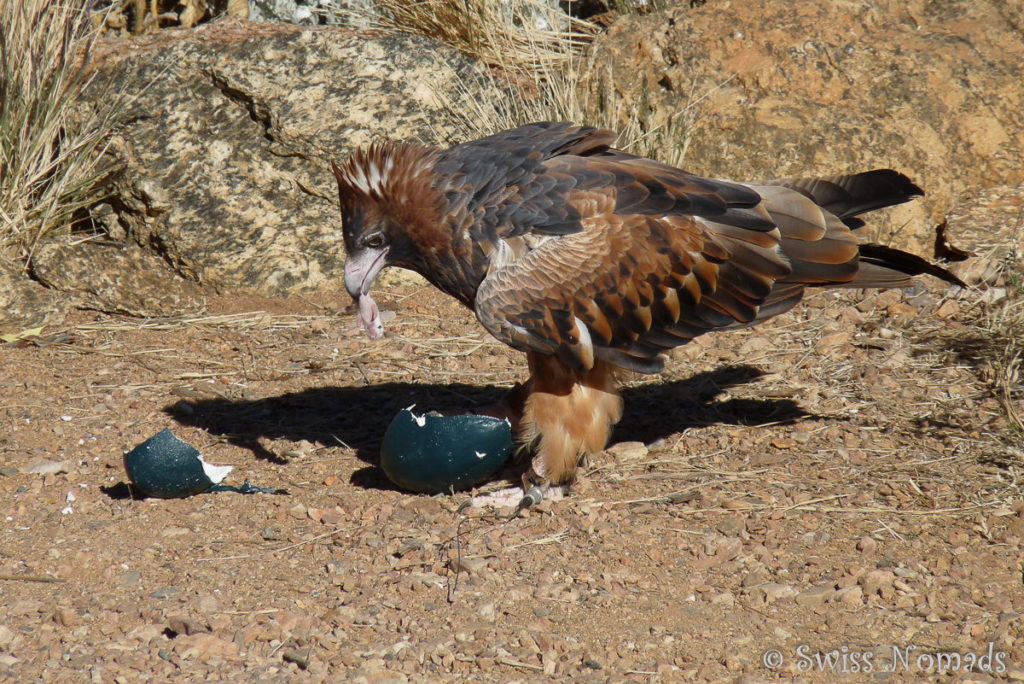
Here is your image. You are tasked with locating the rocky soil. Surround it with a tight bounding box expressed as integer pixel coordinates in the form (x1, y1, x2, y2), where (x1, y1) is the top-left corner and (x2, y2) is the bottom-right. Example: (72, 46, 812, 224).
(2, 257, 1022, 681)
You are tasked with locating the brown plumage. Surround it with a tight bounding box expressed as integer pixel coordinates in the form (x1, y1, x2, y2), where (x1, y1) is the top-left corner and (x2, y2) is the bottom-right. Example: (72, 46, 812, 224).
(333, 122, 965, 490)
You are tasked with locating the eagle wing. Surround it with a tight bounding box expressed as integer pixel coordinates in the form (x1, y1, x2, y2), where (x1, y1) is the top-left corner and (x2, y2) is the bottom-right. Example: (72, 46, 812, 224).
(433, 121, 778, 242)
(426, 124, 946, 376)
(471, 152, 850, 374)
(430, 122, 616, 241)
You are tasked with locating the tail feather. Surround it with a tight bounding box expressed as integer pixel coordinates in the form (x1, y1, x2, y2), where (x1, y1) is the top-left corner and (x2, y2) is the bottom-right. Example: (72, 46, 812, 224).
(707, 170, 966, 334)
(773, 169, 924, 225)
(853, 243, 967, 288)
(755, 170, 964, 291)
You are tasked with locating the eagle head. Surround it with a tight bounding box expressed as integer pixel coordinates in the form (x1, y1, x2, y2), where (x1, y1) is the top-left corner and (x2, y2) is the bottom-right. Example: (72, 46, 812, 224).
(331, 144, 420, 300)
(332, 142, 462, 337)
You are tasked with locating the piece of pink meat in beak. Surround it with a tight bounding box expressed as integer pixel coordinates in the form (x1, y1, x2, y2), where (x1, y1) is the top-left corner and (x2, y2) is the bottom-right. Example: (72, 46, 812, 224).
(358, 292, 384, 339)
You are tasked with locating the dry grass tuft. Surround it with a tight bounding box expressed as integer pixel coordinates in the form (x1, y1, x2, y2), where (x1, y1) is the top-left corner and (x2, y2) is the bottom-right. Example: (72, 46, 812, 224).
(94, 0, 245, 34)
(0, 0, 119, 265)
(968, 254, 1024, 440)
(988, 286, 1024, 438)
(338, 0, 695, 167)
(929, 255, 1024, 446)
(327, 0, 597, 73)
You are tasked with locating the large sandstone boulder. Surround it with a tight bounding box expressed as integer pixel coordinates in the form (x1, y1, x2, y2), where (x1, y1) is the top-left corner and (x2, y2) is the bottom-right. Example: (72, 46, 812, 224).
(30, 18, 502, 315)
(585, 0, 1024, 252)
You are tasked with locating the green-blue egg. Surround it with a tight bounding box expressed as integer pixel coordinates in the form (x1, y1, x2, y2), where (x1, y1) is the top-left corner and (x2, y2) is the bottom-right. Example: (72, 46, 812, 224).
(380, 408, 512, 494)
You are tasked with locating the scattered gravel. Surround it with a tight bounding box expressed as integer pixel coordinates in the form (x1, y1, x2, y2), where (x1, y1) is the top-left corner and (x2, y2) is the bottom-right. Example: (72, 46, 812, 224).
(1, 269, 1021, 681)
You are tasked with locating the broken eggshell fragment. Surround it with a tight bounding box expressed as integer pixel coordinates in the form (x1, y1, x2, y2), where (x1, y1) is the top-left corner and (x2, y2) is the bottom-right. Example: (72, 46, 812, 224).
(380, 407, 512, 494)
(124, 429, 232, 498)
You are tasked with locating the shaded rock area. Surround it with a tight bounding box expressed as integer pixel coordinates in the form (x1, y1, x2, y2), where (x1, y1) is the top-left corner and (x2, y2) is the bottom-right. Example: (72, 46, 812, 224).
(31, 241, 206, 317)
(0, 261, 70, 336)
(586, 0, 1024, 253)
(30, 18, 502, 313)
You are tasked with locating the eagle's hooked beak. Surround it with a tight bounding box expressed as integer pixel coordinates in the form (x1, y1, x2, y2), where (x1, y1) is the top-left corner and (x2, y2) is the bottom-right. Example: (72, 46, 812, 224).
(344, 246, 389, 299)
(344, 247, 389, 340)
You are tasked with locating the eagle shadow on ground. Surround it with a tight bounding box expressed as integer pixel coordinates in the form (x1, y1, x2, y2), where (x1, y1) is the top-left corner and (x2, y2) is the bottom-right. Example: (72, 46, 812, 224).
(168, 364, 812, 491)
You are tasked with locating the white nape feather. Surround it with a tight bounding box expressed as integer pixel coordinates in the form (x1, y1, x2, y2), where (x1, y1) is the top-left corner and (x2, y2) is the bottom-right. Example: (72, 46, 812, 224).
(350, 160, 388, 196)
(342, 151, 398, 197)
(367, 162, 383, 192)
(346, 166, 370, 194)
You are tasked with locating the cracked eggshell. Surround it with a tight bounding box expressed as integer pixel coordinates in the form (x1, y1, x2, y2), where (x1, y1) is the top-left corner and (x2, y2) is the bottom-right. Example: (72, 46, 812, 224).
(380, 408, 512, 494)
(124, 429, 232, 498)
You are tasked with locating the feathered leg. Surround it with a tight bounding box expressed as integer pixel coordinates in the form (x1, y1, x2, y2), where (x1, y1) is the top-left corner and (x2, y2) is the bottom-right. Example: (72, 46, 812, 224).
(518, 354, 624, 488)
(467, 355, 623, 511)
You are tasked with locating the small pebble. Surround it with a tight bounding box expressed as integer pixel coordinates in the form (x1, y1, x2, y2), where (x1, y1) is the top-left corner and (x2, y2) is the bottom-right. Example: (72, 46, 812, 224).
(836, 585, 863, 606)
(760, 584, 797, 604)
(282, 649, 310, 669)
(741, 569, 769, 588)
(478, 603, 496, 621)
(710, 592, 734, 606)
(167, 615, 208, 636)
(119, 570, 141, 586)
(860, 569, 895, 597)
(606, 441, 648, 461)
(795, 584, 835, 607)
(198, 595, 220, 613)
(856, 536, 877, 553)
(715, 516, 745, 536)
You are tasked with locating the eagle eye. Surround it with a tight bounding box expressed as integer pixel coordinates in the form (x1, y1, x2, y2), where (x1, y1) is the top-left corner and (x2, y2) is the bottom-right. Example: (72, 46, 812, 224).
(365, 233, 385, 249)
